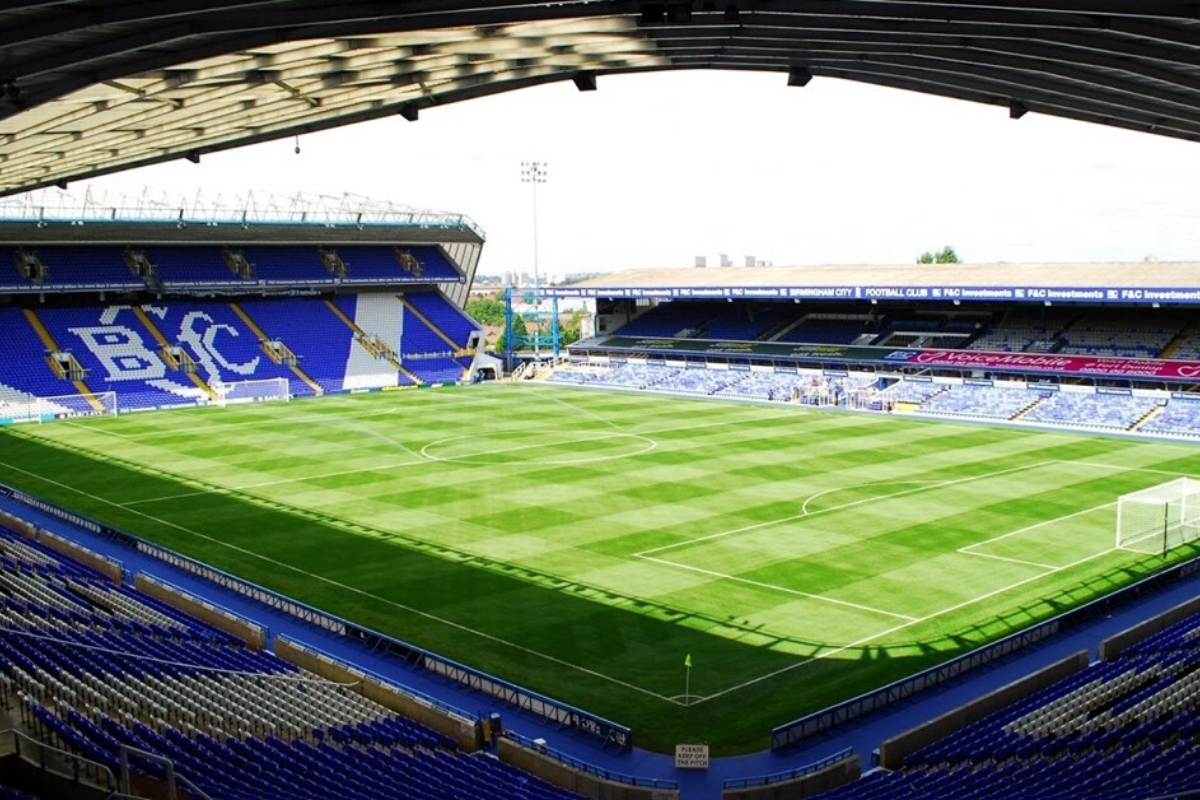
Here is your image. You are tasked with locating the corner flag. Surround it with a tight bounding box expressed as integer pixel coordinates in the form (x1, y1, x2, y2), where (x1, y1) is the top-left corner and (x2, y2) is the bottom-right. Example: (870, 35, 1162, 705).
(685, 654, 692, 669)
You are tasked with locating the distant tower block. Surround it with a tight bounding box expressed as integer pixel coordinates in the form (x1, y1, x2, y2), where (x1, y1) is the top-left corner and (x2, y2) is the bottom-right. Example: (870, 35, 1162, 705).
(745, 255, 755, 268)
(720, 253, 731, 268)
(695, 255, 706, 268)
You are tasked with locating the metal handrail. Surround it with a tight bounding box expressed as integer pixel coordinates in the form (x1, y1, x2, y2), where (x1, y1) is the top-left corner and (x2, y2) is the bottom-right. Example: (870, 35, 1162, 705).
(0, 727, 118, 791)
(504, 732, 677, 790)
(119, 744, 212, 800)
(723, 747, 854, 789)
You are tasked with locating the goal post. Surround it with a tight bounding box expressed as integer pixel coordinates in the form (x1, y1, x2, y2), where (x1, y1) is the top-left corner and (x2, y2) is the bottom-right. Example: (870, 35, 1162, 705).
(1116, 478, 1200, 556)
(210, 377, 291, 407)
(0, 391, 117, 424)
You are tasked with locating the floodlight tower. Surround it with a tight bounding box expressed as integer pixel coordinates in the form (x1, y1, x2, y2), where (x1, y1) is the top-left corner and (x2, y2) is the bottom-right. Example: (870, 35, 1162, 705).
(520, 160, 547, 357)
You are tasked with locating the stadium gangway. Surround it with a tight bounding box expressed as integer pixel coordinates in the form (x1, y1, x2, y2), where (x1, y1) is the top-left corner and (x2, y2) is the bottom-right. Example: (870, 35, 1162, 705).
(770, 554, 1200, 751)
(1, 479, 635, 753)
(505, 731, 677, 790)
(722, 746, 854, 790)
(0, 727, 119, 794)
(119, 743, 211, 800)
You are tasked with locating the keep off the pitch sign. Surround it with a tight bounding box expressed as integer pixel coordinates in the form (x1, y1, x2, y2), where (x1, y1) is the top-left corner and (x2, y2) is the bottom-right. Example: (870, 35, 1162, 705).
(675, 744, 710, 769)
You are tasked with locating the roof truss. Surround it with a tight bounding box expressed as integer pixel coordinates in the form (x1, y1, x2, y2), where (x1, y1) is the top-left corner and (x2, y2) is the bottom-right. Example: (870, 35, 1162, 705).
(2, 1, 1199, 196)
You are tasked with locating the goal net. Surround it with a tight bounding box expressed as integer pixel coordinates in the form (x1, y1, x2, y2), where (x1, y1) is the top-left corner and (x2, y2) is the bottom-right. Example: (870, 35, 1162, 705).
(0, 391, 117, 424)
(210, 378, 291, 407)
(1116, 478, 1200, 555)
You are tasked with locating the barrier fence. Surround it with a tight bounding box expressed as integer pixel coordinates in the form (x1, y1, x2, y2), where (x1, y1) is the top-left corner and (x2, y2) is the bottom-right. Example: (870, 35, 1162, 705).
(723, 747, 854, 789)
(505, 731, 677, 790)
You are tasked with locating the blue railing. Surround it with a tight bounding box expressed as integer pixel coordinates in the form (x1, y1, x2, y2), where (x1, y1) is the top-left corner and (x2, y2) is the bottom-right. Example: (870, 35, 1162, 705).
(505, 731, 676, 789)
(723, 747, 854, 789)
(2, 482, 632, 752)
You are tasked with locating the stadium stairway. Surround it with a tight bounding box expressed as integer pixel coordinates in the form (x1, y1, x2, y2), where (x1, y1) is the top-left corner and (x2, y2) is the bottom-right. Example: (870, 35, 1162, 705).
(1009, 395, 1046, 422)
(1132, 404, 1167, 432)
(129, 306, 217, 401)
(323, 298, 424, 387)
(227, 303, 324, 395)
(20, 309, 105, 412)
(1158, 322, 1200, 360)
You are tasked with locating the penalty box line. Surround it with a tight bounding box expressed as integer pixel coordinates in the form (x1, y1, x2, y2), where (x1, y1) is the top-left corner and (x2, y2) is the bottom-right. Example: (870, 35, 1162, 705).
(692, 458, 1186, 703)
(636, 555, 917, 622)
(957, 501, 1117, 569)
(636, 460, 1058, 559)
(632, 462, 1060, 630)
(0, 458, 685, 707)
(956, 459, 1200, 565)
(692, 543, 1121, 706)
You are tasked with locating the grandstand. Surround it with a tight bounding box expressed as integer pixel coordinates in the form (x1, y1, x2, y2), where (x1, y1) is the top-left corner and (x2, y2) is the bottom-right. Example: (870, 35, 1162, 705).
(817, 599, 1200, 800)
(0, 516, 582, 799)
(2, 1, 1200, 796)
(10, 224, 1200, 798)
(0, 199, 489, 422)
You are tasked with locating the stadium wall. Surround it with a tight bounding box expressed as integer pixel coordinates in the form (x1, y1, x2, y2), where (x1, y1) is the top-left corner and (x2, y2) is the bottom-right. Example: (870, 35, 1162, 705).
(134, 573, 268, 649)
(274, 636, 479, 751)
(0, 509, 36, 539)
(721, 753, 861, 800)
(877, 651, 1089, 770)
(1099, 594, 1200, 661)
(498, 737, 680, 800)
(34, 529, 123, 584)
(0, 508, 124, 582)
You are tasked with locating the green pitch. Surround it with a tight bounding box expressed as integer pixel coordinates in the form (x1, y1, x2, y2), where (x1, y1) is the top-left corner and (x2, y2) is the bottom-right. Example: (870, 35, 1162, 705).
(2, 383, 1199, 754)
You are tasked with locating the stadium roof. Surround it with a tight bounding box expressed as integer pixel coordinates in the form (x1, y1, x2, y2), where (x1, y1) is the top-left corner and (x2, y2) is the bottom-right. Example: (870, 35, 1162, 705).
(3, 3, 1200, 198)
(568, 263, 1200, 290)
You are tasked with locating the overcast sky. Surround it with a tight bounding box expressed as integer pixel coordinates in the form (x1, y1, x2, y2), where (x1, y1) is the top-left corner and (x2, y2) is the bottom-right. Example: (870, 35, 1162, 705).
(73, 70, 1200, 276)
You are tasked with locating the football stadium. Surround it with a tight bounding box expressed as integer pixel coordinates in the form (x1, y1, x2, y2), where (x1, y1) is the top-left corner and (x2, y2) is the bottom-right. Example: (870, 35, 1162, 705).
(3, 3, 1200, 800)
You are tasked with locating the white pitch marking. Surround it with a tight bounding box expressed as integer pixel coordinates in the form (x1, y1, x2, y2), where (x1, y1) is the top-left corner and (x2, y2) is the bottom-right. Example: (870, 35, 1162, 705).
(799, 481, 946, 517)
(637, 555, 918, 621)
(1053, 459, 1200, 479)
(540, 392, 629, 433)
(52, 394, 505, 441)
(636, 461, 1057, 558)
(957, 551, 1058, 570)
(0, 458, 681, 705)
(694, 545, 1123, 705)
(960, 501, 1116, 551)
(62, 421, 134, 440)
(123, 429, 660, 506)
